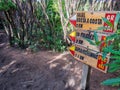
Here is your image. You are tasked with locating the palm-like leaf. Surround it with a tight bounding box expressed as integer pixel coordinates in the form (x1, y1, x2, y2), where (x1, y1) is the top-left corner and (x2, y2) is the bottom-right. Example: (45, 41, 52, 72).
(102, 17, 113, 28)
(114, 12, 120, 30)
(84, 38, 96, 45)
(101, 77, 120, 86)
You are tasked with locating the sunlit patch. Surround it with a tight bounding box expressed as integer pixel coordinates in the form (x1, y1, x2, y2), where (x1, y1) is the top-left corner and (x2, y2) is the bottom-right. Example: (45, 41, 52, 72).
(0, 60, 16, 73)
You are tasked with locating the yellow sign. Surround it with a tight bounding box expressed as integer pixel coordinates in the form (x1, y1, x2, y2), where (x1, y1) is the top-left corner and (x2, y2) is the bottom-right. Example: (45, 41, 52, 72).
(76, 11, 118, 33)
(74, 45, 109, 73)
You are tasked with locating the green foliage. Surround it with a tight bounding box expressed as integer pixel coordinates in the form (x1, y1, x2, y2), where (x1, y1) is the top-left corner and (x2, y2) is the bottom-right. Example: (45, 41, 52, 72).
(85, 12, 120, 88)
(0, 0, 16, 11)
(34, 0, 66, 52)
(100, 13, 120, 87)
(74, 1, 120, 88)
(0, 0, 66, 52)
(97, 26, 110, 30)
(102, 17, 113, 28)
(85, 31, 101, 46)
(101, 77, 120, 86)
(85, 38, 96, 45)
(114, 12, 120, 30)
(84, 0, 90, 11)
(94, 13, 120, 88)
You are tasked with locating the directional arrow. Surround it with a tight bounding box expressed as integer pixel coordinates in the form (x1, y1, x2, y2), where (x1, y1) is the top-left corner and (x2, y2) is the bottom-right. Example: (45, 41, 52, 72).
(69, 14, 76, 27)
(69, 31, 76, 42)
(69, 45, 75, 56)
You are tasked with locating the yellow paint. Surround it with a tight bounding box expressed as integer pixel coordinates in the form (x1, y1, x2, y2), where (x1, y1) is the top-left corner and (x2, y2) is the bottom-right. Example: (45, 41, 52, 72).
(69, 31, 76, 37)
(69, 45, 75, 51)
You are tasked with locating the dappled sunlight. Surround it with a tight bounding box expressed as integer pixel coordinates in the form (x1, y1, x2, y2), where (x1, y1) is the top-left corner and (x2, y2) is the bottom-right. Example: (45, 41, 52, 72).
(0, 60, 16, 73)
(62, 62, 72, 70)
(47, 52, 69, 64)
(11, 67, 28, 74)
(49, 63, 59, 69)
(0, 43, 5, 47)
(65, 76, 76, 88)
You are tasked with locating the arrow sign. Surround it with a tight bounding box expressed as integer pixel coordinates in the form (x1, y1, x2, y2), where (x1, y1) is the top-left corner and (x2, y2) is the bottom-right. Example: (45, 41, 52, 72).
(69, 31, 76, 42)
(69, 45, 75, 56)
(69, 14, 76, 27)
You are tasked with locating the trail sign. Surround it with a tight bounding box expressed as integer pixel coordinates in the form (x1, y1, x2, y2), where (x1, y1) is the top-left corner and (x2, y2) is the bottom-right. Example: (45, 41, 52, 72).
(68, 29, 111, 73)
(75, 30, 112, 52)
(76, 11, 118, 33)
(68, 11, 120, 73)
(69, 44, 110, 73)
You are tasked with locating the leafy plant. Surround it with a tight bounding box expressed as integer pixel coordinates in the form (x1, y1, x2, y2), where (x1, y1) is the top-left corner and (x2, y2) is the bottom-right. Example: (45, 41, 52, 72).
(34, 0, 67, 52)
(0, 0, 16, 11)
(86, 12, 120, 88)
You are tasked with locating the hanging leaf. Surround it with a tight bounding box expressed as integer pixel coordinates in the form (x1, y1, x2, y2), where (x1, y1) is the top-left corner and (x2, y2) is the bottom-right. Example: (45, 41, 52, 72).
(109, 65, 120, 73)
(94, 31, 98, 42)
(102, 52, 107, 60)
(102, 17, 113, 28)
(106, 34, 117, 41)
(95, 41, 101, 46)
(101, 77, 120, 86)
(114, 12, 120, 30)
(84, 38, 96, 45)
(97, 26, 110, 31)
(116, 29, 120, 34)
(111, 55, 120, 60)
(102, 45, 113, 53)
(111, 50, 120, 55)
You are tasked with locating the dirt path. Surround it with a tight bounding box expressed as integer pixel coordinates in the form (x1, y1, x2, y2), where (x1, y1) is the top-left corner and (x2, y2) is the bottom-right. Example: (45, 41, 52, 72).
(0, 33, 118, 90)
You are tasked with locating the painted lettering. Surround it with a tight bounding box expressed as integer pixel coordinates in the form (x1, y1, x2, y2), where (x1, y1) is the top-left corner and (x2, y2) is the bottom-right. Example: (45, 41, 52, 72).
(75, 47, 98, 59)
(77, 13, 85, 17)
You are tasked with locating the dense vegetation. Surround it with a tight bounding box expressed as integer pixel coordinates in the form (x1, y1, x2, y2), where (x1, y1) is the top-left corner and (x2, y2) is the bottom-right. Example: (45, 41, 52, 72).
(1, 0, 120, 51)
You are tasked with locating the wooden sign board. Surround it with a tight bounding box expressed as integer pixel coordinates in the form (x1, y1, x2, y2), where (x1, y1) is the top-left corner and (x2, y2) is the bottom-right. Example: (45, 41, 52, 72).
(69, 30, 111, 73)
(74, 49, 109, 73)
(68, 11, 119, 73)
(69, 44, 110, 73)
(75, 30, 113, 52)
(76, 11, 119, 33)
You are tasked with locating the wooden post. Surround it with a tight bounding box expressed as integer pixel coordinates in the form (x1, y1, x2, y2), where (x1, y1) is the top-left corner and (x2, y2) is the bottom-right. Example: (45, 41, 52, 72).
(80, 64, 91, 90)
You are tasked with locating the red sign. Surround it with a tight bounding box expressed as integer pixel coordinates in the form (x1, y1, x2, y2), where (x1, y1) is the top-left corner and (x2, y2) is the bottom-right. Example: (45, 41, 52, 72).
(97, 55, 108, 71)
(104, 13, 116, 32)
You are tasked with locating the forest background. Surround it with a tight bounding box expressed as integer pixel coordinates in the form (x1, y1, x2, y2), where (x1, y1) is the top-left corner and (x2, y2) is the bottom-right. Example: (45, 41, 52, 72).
(0, 0, 119, 52)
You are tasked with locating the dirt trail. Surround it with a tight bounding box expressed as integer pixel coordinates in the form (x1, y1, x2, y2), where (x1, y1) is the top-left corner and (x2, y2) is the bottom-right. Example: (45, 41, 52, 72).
(0, 33, 118, 90)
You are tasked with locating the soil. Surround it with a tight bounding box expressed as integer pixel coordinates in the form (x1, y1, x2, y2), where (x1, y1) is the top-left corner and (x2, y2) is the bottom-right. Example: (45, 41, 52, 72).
(0, 32, 118, 90)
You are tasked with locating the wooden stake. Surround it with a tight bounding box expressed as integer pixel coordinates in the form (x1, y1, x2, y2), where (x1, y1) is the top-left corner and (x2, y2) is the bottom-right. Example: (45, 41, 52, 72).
(80, 64, 91, 90)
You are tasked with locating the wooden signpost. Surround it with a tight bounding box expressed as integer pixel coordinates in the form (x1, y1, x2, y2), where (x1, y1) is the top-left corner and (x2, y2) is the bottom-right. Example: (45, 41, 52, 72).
(69, 11, 119, 90)
(76, 11, 117, 32)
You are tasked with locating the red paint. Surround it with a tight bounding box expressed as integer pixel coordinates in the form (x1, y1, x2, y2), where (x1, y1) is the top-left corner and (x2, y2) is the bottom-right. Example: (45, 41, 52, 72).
(99, 36, 106, 52)
(97, 55, 108, 71)
(69, 50, 75, 56)
(70, 20, 76, 27)
(101, 36, 106, 41)
(69, 36, 76, 42)
(104, 13, 116, 32)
